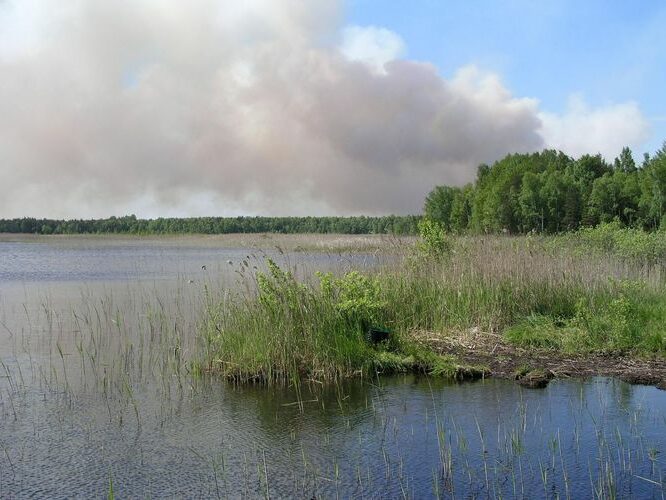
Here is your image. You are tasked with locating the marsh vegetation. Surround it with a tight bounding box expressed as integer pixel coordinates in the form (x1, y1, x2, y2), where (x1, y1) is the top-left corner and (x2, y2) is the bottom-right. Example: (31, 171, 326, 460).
(0, 231, 664, 497)
(203, 223, 666, 386)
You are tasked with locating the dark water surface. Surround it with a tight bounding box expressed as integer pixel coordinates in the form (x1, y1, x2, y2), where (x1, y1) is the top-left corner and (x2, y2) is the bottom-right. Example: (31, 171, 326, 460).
(0, 238, 664, 498)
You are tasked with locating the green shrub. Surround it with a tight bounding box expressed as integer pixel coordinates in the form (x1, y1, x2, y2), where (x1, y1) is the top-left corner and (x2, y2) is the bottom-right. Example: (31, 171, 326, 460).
(317, 270, 385, 328)
(417, 218, 451, 258)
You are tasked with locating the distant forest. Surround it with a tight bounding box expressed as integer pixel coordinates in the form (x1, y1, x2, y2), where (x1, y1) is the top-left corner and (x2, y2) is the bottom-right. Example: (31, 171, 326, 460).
(425, 144, 666, 233)
(3, 143, 665, 236)
(0, 215, 420, 235)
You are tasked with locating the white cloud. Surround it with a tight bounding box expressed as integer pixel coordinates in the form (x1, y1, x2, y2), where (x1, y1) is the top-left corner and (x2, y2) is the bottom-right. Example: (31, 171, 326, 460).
(339, 25, 405, 74)
(539, 95, 651, 159)
(0, 1, 653, 218)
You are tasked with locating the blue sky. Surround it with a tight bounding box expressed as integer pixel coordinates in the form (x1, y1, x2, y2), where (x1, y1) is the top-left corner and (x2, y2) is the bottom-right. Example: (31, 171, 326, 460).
(346, 0, 666, 155)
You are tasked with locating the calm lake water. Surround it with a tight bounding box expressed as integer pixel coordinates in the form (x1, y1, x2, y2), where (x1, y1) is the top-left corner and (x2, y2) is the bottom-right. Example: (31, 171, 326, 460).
(0, 237, 664, 498)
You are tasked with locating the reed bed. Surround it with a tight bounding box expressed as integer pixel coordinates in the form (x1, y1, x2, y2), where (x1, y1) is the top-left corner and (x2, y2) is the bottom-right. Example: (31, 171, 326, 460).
(0, 231, 414, 253)
(203, 231, 666, 385)
(0, 232, 664, 497)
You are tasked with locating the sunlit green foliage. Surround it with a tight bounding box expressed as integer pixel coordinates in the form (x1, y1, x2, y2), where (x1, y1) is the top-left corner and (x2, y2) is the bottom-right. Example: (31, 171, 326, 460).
(318, 270, 385, 327)
(416, 217, 451, 258)
(202, 257, 487, 384)
(203, 232, 666, 384)
(426, 142, 666, 233)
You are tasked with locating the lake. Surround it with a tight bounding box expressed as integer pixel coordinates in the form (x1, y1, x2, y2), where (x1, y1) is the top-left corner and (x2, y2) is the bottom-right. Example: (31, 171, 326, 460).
(0, 236, 664, 498)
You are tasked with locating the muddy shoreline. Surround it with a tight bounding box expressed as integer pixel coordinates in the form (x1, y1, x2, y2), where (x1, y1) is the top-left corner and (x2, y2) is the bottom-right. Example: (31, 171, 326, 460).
(413, 329, 666, 390)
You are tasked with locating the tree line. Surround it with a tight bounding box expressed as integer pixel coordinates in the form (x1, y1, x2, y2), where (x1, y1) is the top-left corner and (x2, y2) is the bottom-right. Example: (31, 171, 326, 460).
(0, 215, 420, 235)
(4, 142, 665, 236)
(425, 143, 666, 233)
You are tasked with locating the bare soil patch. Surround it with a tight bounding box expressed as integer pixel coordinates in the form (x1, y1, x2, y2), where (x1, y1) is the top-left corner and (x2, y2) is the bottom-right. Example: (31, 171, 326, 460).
(411, 328, 666, 389)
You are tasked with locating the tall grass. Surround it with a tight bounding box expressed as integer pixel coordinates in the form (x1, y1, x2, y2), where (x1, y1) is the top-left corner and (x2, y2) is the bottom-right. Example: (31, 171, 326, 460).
(554, 221, 666, 263)
(202, 227, 666, 384)
(200, 260, 472, 384)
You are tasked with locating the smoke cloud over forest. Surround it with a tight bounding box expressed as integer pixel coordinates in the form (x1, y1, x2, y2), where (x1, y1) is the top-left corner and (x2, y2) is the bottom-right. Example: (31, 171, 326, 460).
(0, 0, 650, 217)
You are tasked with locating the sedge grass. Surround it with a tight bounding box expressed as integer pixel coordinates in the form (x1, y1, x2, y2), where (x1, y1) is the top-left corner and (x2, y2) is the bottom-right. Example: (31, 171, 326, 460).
(202, 231, 666, 385)
(200, 260, 474, 384)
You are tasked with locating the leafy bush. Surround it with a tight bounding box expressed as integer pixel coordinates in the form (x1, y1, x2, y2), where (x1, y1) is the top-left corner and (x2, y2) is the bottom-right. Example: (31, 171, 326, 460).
(317, 270, 385, 328)
(417, 218, 451, 258)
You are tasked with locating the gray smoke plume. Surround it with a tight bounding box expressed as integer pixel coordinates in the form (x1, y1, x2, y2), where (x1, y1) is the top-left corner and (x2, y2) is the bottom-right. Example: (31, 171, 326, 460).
(0, 1, 639, 218)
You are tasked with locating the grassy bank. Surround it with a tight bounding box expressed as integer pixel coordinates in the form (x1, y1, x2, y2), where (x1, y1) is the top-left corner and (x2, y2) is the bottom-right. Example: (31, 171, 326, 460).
(201, 224, 666, 385)
(200, 259, 479, 384)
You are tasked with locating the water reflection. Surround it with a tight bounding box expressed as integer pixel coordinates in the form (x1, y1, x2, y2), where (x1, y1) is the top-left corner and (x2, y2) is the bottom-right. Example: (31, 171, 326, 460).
(2, 373, 664, 498)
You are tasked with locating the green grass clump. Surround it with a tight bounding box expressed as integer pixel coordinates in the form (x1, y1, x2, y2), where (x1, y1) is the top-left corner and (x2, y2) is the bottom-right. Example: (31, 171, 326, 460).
(202, 231, 666, 385)
(373, 347, 487, 380)
(505, 315, 571, 349)
(505, 282, 666, 355)
(554, 221, 666, 262)
(201, 259, 461, 384)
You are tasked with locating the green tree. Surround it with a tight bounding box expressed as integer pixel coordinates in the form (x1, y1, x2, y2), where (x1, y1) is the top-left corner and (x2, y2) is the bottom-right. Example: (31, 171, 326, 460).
(618, 146, 636, 172)
(587, 174, 620, 225)
(540, 171, 568, 232)
(424, 186, 461, 230)
(518, 172, 543, 232)
(449, 185, 474, 232)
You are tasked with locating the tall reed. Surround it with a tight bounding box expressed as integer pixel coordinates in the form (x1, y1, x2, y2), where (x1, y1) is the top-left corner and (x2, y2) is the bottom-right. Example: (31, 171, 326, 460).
(202, 232, 666, 384)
